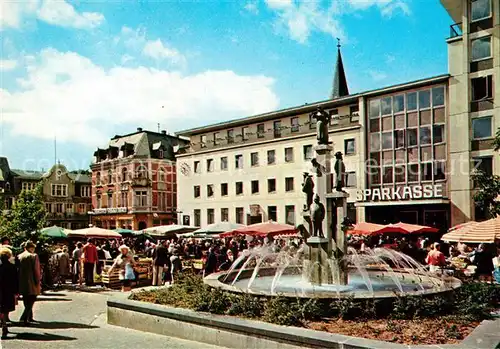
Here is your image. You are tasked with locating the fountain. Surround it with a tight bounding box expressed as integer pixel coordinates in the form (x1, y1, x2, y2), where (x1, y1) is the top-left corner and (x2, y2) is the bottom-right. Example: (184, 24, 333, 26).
(204, 107, 461, 299)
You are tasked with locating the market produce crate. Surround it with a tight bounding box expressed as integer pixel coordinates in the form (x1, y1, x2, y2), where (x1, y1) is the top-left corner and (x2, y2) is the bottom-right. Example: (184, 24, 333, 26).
(102, 268, 121, 289)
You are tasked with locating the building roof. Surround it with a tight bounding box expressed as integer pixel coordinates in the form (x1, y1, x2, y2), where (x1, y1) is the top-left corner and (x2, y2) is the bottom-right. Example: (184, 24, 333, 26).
(11, 169, 44, 180)
(0, 157, 11, 182)
(11, 167, 91, 184)
(331, 45, 349, 99)
(176, 74, 450, 136)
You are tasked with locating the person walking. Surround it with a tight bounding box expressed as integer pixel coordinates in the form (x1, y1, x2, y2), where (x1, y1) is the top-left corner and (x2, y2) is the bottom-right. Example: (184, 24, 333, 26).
(0, 247, 18, 338)
(18, 241, 41, 326)
(72, 242, 83, 285)
(425, 242, 446, 273)
(82, 239, 98, 286)
(152, 241, 169, 286)
(108, 245, 135, 292)
(57, 247, 70, 286)
(170, 250, 182, 284)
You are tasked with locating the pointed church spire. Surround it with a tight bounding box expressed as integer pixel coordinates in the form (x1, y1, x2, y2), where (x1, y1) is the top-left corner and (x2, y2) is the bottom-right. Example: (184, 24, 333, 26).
(331, 38, 349, 99)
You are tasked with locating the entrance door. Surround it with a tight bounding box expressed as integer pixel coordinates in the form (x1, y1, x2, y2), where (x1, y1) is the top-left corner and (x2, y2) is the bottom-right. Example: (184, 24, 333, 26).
(399, 211, 418, 224)
(248, 214, 262, 225)
(138, 221, 147, 230)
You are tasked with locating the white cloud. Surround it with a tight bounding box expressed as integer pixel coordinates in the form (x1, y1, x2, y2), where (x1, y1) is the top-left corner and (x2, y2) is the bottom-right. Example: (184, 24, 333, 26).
(1, 48, 279, 146)
(380, 0, 410, 17)
(120, 54, 135, 64)
(143, 39, 186, 65)
(0, 0, 104, 30)
(0, 59, 17, 71)
(347, 0, 410, 16)
(369, 70, 387, 82)
(385, 54, 396, 64)
(244, 1, 259, 14)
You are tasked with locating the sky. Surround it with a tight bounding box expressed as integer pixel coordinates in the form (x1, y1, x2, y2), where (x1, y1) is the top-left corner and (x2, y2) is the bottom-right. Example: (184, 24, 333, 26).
(0, 0, 453, 171)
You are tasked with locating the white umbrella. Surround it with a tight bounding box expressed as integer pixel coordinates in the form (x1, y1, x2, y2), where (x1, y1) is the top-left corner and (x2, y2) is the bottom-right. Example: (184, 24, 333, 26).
(192, 221, 245, 235)
(67, 227, 121, 239)
(142, 224, 198, 238)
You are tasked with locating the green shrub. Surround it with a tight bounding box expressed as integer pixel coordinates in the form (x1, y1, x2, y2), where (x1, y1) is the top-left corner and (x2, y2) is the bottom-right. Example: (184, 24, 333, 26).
(226, 293, 264, 318)
(263, 296, 301, 326)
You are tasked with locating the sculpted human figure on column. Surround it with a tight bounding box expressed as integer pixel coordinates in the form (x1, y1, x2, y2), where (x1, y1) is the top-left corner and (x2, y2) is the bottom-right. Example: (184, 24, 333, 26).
(311, 194, 325, 238)
(301, 172, 314, 212)
(310, 107, 331, 145)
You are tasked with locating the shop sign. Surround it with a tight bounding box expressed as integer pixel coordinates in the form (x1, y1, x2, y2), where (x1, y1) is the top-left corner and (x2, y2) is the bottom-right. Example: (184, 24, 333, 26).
(91, 207, 128, 215)
(356, 184, 443, 202)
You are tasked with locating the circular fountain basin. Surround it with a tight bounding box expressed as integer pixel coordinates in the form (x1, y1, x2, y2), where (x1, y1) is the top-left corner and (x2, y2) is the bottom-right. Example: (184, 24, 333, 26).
(204, 268, 462, 299)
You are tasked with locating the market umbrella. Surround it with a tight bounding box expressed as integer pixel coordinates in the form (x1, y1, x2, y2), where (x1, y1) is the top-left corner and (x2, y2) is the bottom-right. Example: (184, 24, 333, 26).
(142, 224, 198, 238)
(220, 221, 297, 238)
(39, 226, 69, 238)
(192, 222, 244, 235)
(448, 221, 477, 233)
(441, 217, 500, 243)
(347, 222, 400, 236)
(114, 228, 135, 235)
(67, 227, 122, 239)
(387, 222, 439, 234)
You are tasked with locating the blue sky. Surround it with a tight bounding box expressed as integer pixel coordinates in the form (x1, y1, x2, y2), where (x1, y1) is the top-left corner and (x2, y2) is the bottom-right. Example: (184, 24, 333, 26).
(0, 0, 453, 171)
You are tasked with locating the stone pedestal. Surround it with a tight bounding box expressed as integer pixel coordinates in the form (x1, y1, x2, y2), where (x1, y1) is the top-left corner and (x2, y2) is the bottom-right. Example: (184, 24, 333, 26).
(327, 191, 349, 285)
(304, 237, 332, 285)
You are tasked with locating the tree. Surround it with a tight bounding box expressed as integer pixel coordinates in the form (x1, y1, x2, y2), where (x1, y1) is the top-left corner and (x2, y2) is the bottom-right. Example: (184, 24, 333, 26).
(0, 182, 46, 245)
(472, 128, 500, 219)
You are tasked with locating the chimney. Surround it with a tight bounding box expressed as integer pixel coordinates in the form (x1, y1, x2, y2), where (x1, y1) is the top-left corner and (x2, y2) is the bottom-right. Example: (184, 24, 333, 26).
(161, 130, 167, 135)
(137, 127, 143, 132)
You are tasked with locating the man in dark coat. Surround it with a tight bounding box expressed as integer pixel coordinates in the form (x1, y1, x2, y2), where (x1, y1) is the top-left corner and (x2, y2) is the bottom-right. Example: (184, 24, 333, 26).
(204, 247, 218, 277)
(0, 247, 18, 338)
(152, 241, 169, 286)
(18, 241, 41, 326)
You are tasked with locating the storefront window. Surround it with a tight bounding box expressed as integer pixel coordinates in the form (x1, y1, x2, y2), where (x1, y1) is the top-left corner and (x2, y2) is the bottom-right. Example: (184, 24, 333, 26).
(408, 164, 419, 182)
(382, 166, 393, 184)
(395, 165, 406, 183)
(418, 90, 431, 109)
(394, 130, 405, 148)
(421, 163, 433, 181)
(382, 132, 393, 150)
(369, 99, 380, 118)
(432, 87, 445, 106)
(420, 126, 431, 145)
(393, 95, 404, 113)
(434, 161, 446, 180)
(406, 92, 417, 111)
(407, 128, 418, 146)
(381, 97, 392, 115)
(370, 119, 380, 132)
(433, 124, 445, 143)
(370, 133, 380, 152)
(369, 168, 380, 185)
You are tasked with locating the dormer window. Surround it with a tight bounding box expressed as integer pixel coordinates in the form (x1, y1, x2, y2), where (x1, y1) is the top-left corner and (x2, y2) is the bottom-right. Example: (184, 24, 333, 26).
(158, 149, 164, 159)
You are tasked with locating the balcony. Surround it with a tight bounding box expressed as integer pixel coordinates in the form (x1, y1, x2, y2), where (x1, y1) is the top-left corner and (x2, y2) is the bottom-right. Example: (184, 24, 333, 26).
(449, 23, 462, 39)
(131, 177, 151, 187)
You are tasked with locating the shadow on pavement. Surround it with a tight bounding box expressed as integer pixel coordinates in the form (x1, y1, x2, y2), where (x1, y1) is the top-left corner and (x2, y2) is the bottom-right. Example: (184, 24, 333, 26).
(11, 332, 77, 341)
(11, 321, 99, 330)
(36, 297, 72, 302)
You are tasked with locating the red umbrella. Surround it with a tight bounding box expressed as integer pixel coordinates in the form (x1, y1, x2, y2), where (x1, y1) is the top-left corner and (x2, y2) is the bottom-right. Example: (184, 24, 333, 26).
(220, 221, 297, 238)
(388, 222, 439, 234)
(448, 221, 476, 233)
(347, 222, 401, 236)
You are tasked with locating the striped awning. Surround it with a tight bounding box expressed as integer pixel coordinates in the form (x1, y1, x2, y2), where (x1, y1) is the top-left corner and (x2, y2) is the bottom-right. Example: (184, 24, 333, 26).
(441, 217, 500, 243)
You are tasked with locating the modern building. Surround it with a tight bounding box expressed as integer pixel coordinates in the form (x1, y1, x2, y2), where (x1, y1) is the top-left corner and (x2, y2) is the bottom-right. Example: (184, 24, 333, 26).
(90, 128, 188, 230)
(0, 158, 92, 229)
(442, 0, 500, 223)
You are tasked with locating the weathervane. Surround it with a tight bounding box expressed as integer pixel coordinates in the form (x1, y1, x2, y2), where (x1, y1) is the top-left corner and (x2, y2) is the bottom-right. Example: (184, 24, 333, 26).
(337, 38, 341, 49)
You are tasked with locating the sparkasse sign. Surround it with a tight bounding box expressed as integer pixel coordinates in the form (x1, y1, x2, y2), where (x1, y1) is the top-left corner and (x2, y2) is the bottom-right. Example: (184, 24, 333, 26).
(356, 184, 443, 202)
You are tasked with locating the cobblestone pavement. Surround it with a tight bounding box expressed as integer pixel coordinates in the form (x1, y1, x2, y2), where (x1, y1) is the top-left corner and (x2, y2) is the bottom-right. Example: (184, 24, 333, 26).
(1, 290, 224, 349)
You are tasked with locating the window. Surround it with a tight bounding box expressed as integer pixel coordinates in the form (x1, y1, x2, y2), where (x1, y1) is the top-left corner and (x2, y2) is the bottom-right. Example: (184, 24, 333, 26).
(370, 133, 380, 151)
(194, 209, 201, 227)
(285, 177, 294, 192)
(235, 154, 243, 169)
(200, 135, 207, 148)
(55, 203, 63, 213)
(393, 95, 404, 113)
(344, 139, 355, 155)
(407, 129, 418, 146)
(285, 205, 295, 225)
(158, 149, 164, 159)
(291, 117, 299, 132)
(135, 191, 148, 207)
(207, 209, 214, 224)
(80, 185, 91, 197)
(395, 165, 406, 183)
(268, 206, 277, 222)
(274, 120, 281, 138)
(369, 99, 380, 118)
(221, 183, 228, 196)
(381, 97, 392, 115)
(408, 164, 419, 182)
(471, 75, 493, 101)
(418, 90, 431, 109)
(474, 157, 493, 176)
(227, 129, 234, 144)
(122, 167, 129, 181)
(78, 203, 86, 214)
(207, 184, 214, 197)
(346, 172, 356, 187)
(51, 184, 68, 197)
(472, 117, 492, 139)
(285, 147, 294, 162)
(257, 123, 265, 138)
(221, 156, 228, 171)
(242, 127, 249, 141)
(433, 125, 445, 143)
(267, 150, 276, 165)
(309, 113, 317, 129)
(207, 159, 214, 172)
(350, 105, 359, 115)
(394, 130, 405, 148)
(213, 132, 220, 146)
(66, 203, 73, 213)
(268, 178, 276, 193)
(96, 172, 101, 185)
(136, 165, 148, 179)
(303, 145, 313, 160)
(236, 207, 244, 224)
(194, 161, 201, 174)
(194, 185, 200, 198)
(471, 37, 491, 61)
(432, 87, 445, 106)
(45, 203, 52, 213)
(471, 0, 491, 21)
(435, 161, 446, 180)
(420, 163, 432, 181)
(107, 191, 113, 208)
(251, 180, 259, 194)
(406, 92, 417, 110)
(22, 182, 36, 191)
(382, 132, 393, 150)
(251, 152, 259, 166)
(330, 109, 339, 125)
(420, 126, 431, 145)
(221, 208, 229, 222)
(382, 166, 393, 184)
(158, 192, 167, 210)
(236, 182, 243, 195)
(108, 170, 113, 183)
(120, 192, 128, 207)
(96, 191, 102, 209)
(158, 168, 166, 182)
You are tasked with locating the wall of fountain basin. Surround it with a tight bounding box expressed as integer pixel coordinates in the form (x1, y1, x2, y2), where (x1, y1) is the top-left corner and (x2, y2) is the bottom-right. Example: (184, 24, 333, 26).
(203, 266, 462, 299)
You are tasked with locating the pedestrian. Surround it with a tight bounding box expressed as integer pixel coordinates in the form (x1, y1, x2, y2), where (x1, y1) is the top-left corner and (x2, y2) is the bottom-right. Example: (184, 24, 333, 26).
(425, 242, 446, 273)
(109, 245, 136, 292)
(18, 241, 41, 326)
(57, 247, 70, 286)
(471, 243, 495, 283)
(0, 246, 18, 338)
(152, 241, 169, 286)
(203, 247, 218, 277)
(170, 250, 182, 284)
(72, 242, 83, 285)
(82, 239, 98, 286)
